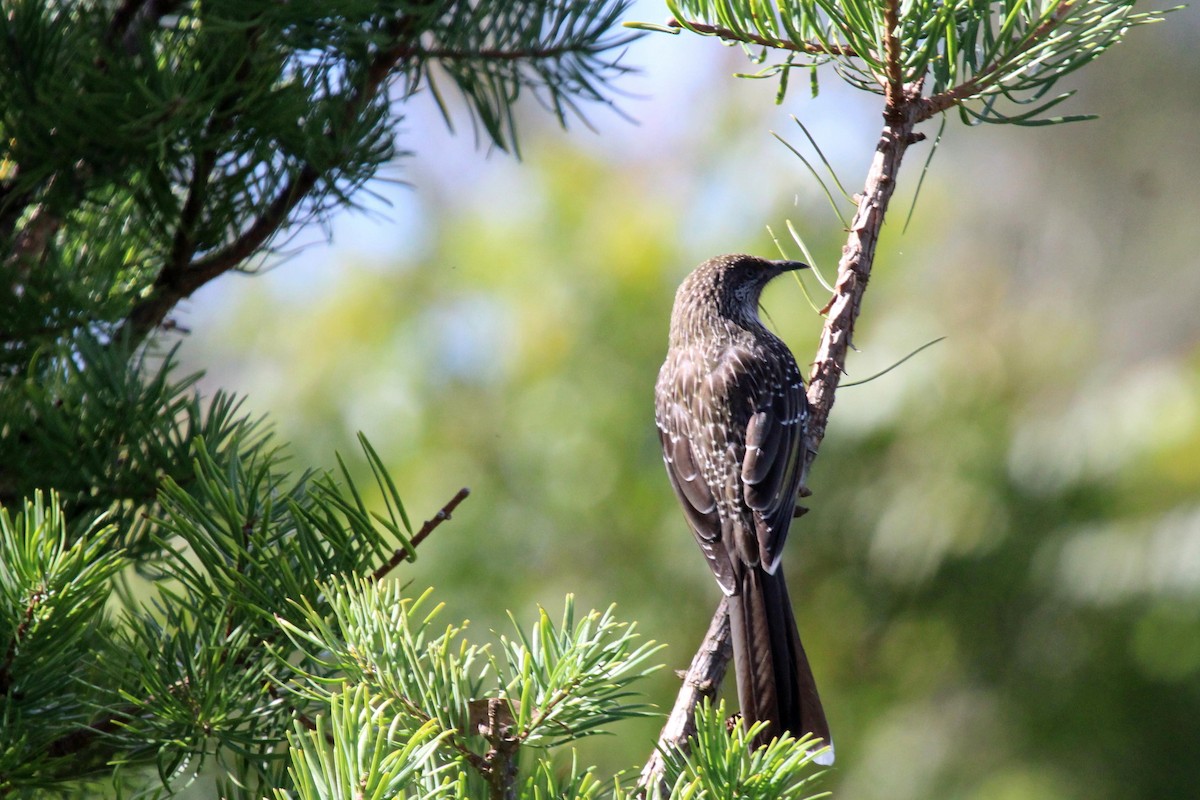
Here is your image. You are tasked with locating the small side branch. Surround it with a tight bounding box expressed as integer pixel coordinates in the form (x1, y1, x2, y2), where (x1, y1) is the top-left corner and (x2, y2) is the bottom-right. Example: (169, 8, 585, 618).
(637, 597, 732, 797)
(668, 18, 857, 57)
(371, 487, 471, 582)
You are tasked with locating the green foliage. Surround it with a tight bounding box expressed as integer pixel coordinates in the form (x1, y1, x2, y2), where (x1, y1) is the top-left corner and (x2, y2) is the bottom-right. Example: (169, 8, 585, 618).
(277, 580, 660, 797)
(521, 753, 606, 800)
(0, 0, 637, 370)
(275, 588, 827, 800)
(279, 584, 490, 736)
(0, 493, 126, 788)
(642, 0, 1168, 123)
(0, 336, 266, 553)
(657, 701, 828, 800)
(282, 687, 453, 800)
(0, 385, 414, 792)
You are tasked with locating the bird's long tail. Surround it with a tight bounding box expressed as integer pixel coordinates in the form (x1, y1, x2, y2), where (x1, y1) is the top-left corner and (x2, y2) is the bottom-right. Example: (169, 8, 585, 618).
(727, 566, 834, 763)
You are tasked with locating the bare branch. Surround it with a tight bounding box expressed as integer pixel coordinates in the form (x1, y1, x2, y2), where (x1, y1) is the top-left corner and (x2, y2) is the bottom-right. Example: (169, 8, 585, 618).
(882, 0, 904, 105)
(637, 597, 732, 797)
(802, 89, 922, 474)
(371, 487, 471, 582)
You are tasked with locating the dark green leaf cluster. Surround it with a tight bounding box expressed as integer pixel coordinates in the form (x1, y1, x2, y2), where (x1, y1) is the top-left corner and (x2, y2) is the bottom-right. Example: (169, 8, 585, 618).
(0, 494, 127, 789)
(0, 0, 638, 369)
(0, 337, 266, 557)
(0, 381, 410, 793)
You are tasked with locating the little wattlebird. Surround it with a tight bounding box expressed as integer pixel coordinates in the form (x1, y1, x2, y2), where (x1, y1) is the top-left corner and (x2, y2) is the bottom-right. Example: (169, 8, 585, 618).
(654, 253, 833, 763)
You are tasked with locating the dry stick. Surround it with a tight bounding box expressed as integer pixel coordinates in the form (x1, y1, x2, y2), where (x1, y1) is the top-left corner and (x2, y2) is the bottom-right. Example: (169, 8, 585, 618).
(638, 64, 926, 800)
(371, 486, 471, 582)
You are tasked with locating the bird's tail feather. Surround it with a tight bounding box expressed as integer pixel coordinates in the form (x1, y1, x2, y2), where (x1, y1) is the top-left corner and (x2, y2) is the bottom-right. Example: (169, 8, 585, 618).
(727, 567, 833, 763)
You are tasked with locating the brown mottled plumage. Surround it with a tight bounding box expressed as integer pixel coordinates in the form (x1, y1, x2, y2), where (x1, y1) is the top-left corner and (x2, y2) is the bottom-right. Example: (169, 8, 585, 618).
(655, 254, 832, 762)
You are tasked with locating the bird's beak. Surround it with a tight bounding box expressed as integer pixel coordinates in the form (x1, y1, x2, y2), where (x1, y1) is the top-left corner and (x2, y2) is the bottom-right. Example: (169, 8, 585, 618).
(770, 260, 809, 272)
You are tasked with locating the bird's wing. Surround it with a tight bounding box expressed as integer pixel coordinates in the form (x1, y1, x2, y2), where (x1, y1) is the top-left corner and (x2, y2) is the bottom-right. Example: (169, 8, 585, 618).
(740, 350, 805, 573)
(656, 357, 738, 594)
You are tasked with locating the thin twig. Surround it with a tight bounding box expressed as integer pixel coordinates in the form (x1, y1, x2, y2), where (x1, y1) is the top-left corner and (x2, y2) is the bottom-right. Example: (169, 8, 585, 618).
(371, 487, 471, 582)
(668, 18, 857, 57)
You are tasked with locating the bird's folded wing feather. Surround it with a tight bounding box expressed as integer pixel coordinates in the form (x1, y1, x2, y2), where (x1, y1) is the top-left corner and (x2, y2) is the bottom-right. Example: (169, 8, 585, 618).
(741, 356, 804, 573)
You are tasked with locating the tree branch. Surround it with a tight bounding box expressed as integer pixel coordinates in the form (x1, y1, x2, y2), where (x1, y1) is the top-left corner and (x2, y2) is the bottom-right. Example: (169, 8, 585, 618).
(882, 0, 904, 105)
(480, 699, 520, 800)
(802, 91, 923, 474)
(122, 162, 321, 342)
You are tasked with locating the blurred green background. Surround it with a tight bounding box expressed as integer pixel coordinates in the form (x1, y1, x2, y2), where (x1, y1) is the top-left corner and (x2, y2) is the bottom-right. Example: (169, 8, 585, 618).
(174, 4, 1199, 798)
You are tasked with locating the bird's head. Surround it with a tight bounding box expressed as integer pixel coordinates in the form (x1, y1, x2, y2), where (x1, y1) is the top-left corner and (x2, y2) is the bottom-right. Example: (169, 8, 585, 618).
(670, 254, 807, 341)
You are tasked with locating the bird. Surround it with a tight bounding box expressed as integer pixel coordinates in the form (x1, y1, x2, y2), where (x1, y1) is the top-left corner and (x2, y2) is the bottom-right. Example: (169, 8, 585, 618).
(654, 253, 832, 763)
